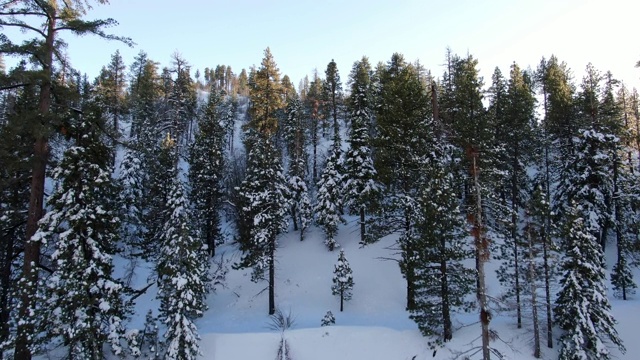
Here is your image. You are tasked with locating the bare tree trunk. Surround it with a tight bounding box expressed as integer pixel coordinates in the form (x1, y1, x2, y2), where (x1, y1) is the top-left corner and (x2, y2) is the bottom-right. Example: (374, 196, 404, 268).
(613, 152, 627, 300)
(542, 80, 554, 349)
(269, 234, 276, 315)
(511, 145, 522, 329)
(528, 221, 541, 358)
(359, 207, 365, 245)
(470, 151, 491, 360)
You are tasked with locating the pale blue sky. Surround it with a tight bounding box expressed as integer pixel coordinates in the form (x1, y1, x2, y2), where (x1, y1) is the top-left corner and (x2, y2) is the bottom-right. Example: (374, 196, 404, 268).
(7, 0, 640, 91)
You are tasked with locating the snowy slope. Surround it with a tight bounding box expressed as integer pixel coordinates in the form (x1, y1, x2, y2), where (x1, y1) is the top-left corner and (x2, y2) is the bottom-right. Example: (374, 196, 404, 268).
(182, 214, 640, 360)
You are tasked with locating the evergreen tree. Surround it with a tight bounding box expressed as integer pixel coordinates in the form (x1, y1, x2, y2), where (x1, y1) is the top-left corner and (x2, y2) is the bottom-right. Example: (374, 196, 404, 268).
(118, 146, 145, 259)
(304, 72, 325, 181)
(410, 142, 474, 348)
(248, 47, 284, 136)
(235, 136, 289, 315)
(0, 80, 34, 355)
(165, 53, 197, 145)
(189, 89, 226, 257)
(495, 63, 536, 329)
(323, 59, 342, 137)
(315, 137, 345, 251)
(156, 138, 209, 360)
(331, 250, 354, 312)
(555, 204, 625, 360)
(129, 51, 162, 142)
(283, 97, 312, 240)
(0, 3, 132, 356)
(343, 57, 381, 245)
(35, 109, 127, 358)
(373, 53, 431, 311)
(95, 50, 128, 163)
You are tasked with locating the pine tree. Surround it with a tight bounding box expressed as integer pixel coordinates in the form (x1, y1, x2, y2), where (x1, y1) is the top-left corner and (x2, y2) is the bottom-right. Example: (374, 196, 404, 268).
(323, 59, 343, 136)
(555, 204, 625, 360)
(0, 80, 34, 355)
(95, 50, 128, 163)
(189, 89, 226, 257)
(165, 53, 197, 145)
(495, 63, 537, 329)
(118, 147, 145, 259)
(331, 250, 354, 312)
(129, 51, 162, 142)
(373, 53, 431, 310)
(35, 109, 127, 358)
(315, 137, 345, 251)
(410, 142, 474, 348)
(321, 311, 335, 326)
(248, 48, 284, 136)
(304, 72, 325, 181)
(235, 135, 289, 315)
(344, 57, 381, 245)
(1, 3, 132, 356)
(156, 138, 209, 360)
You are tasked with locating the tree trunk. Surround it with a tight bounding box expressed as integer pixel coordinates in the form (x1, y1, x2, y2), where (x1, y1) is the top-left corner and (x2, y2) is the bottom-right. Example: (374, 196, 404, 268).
(441, 252, 452, 342)
(268, 234, 276, 315)
(613, 152, 627, 300)
(291, 204, 298, 232)
(471, 152, 491, 360)
(16, 15, 56, 360)
(542, 85, 553, 349)
(359, 206, 365, 245)
(340, 289, 344, 312)
(511, 145, 522, 329)
(528, 223, 541, 358)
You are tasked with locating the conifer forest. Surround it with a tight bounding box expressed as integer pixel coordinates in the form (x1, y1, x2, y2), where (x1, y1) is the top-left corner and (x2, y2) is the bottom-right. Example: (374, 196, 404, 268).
(2, 1, 640, 360)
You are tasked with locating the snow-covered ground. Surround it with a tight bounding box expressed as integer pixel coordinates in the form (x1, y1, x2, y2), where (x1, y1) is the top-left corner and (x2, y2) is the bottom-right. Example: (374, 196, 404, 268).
(124, 213, 637, 360)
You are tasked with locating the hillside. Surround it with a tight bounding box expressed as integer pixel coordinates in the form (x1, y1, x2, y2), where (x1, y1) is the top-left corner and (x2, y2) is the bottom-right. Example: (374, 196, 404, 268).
(117, 214, 640, 360)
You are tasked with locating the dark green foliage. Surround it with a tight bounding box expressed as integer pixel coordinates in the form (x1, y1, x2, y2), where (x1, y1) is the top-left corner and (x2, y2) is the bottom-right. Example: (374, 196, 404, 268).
(189, 90, 226, 257)
(35, 103, 128, 358)
(555, 204, 625, 360)
(409, 142, 474, 348)
(156, 139, 209, 360)
(332, 250, 354, 312)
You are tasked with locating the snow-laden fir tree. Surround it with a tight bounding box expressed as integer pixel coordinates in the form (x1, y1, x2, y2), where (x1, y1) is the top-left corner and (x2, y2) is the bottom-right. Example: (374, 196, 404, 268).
(235, 135, 290, 315)
(118, 146, 145, 257)
(410, 142, 474, 348)
(156, 136, 210, 360)
(288, 158, 312, 242)
(321, 311, 335, 326)
(284, 97, 312, 240)
(33, 115, 127, 358)
(555, 203, 625, 360)
(344, 57, 382, 245)
(315, 136, 345, 251)
(332, 250, 354, 312)
(189, 89, 226, 256)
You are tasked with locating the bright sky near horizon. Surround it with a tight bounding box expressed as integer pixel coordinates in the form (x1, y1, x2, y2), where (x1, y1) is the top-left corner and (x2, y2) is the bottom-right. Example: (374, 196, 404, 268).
(5, 0, 640, 92)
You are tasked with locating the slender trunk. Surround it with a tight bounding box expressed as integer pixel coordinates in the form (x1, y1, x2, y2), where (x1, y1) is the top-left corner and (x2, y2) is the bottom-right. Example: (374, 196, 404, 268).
(312, 119, 318, 181)
(528, 222, 541, 358)
(512, 145, 522, 329)
(613, 153, 627, 300)
(441, 241, 452, 342)
(541, 80, 554, 349)
(291, 204, 298, 232)
(359, 206, 365, 245)
(340, 289, 344, 312)
(16, 15, 56, 360)
(471, 151, 491, 360)
(269, 234, 276, 315)
(405, 213, 416, 311)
